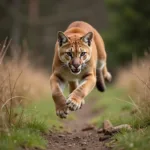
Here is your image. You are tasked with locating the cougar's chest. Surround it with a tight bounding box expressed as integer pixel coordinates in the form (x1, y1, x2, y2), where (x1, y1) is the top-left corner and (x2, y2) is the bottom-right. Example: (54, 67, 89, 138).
(61, 70, 82, 81)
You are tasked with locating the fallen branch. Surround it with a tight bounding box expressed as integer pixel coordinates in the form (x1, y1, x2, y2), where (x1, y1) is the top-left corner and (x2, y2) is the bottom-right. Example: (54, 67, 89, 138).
(98, 120, 132, 141)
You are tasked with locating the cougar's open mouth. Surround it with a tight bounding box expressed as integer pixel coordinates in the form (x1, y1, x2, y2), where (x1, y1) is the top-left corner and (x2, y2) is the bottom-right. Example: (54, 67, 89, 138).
(71, 68, 81, 75)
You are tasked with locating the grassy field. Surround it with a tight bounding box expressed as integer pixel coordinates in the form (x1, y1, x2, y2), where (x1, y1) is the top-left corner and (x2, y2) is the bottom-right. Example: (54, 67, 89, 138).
(89, 87, 133, 126)
(0, 43, 58, 150)
(0, 43, 149, 149)
(0, 95, 54, 150)
(88, 56, 150, 150)
(0, 92, 75, 150)
(87, 86, 150, 150)
(1, 86, 150, 150)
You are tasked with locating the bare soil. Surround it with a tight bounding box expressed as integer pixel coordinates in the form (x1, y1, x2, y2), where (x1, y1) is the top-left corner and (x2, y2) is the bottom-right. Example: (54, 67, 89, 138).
(45, 129, 110, 150)
(44, 98, 111, 150)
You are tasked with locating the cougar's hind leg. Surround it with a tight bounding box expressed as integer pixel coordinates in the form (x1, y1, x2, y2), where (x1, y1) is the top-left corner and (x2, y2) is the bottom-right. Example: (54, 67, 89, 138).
(103, 66, 112, 82)
(94, 29, 112, 84)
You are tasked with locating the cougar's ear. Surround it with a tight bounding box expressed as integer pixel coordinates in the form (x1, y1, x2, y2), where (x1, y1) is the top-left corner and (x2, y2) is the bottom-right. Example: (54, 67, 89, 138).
(57, 31, 68, 47)
(81, 32, 93, 46)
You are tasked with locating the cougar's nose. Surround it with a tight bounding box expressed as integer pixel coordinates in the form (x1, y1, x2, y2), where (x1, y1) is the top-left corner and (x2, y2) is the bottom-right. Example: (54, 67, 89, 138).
(72, 58, 80, 69)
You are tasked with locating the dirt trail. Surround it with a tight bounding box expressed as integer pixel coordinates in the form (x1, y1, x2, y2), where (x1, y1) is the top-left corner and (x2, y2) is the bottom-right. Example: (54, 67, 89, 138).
(45, 98, 110, 150)
(62, 98, 102, 131)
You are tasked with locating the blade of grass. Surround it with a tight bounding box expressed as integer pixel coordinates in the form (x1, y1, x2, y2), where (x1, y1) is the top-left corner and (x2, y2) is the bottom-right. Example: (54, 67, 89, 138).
(0, 38, 11, 65)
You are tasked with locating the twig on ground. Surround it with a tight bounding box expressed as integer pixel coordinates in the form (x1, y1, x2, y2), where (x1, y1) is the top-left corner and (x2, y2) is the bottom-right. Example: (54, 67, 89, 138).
(98, 120, 132, 141)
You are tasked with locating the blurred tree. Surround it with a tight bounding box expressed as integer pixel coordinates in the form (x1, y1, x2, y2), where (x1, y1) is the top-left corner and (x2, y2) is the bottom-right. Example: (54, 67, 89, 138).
(28, 0, 39, 51)
(104, 0, 150, 69)
(0, 0, 12, 42)
(11, 0, 21, 46)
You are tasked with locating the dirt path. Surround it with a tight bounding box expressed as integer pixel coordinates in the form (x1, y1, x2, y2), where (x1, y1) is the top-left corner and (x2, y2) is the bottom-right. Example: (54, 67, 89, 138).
(45, 97, 110, 150)
(62, 98, 102, 131)
(45, 129, 109, 150)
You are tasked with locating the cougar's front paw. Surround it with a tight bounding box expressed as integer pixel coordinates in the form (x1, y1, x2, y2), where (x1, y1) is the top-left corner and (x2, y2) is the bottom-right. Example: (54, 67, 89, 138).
(56, 106, 69, 119)
(66, 97, 83, 111)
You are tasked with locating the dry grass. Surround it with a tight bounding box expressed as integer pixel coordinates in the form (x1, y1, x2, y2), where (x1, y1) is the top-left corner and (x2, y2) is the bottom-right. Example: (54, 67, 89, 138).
(0, 39, 50, 129)
(116, 55, 150, 126)
(1, 57, 50, 101)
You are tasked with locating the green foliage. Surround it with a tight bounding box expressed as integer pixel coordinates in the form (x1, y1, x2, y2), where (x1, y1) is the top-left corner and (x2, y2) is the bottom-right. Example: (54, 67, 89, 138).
(22, 96, 61, 128)
(0, 127, 47, 150)
(90, 87, 133, 126)
(25, 120, 49, 133)
(0, 95, 61, 150)
(103, 0, 150, 68)
(114, 127, 150, 150)
(90, 87, 150, 128)
(89, 87, 150, 150)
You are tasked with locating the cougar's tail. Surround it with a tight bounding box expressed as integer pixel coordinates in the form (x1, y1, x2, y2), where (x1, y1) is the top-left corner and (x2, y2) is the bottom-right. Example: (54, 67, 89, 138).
(96, 68, 106, 92)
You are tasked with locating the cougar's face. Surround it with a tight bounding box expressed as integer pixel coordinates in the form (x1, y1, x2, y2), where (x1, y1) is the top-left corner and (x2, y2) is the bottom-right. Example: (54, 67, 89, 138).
(57, 31, 93, 75)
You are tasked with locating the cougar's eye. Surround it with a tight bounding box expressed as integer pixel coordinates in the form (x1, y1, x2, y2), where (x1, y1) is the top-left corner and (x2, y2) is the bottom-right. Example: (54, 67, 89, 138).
(66, 52, 73, 57)
(80, 52, 86, 57)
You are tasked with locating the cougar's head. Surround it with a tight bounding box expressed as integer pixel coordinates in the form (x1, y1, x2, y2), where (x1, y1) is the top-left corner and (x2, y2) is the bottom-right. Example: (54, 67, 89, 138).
(57, 31, 93, 75)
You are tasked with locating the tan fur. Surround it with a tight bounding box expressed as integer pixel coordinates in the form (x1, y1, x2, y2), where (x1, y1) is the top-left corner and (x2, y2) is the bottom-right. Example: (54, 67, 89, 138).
(50, 21, 111, 118)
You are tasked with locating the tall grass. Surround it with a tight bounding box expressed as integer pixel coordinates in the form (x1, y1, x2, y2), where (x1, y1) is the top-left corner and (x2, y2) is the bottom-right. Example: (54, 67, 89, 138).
(0, 39, 49, 131)
(116, 55, 150, 127)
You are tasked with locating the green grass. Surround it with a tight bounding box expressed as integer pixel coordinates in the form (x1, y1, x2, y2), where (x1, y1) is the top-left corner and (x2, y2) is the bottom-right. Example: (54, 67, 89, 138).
(0, 95, 61, 150)
(22, 95, 60, 128)
(1, 86, 149, 150)
(0, 92, 77, 150)
(89, 87, 134, 127)
(22, 93, 75, 127)
(113, 127, 150, 150)
(88, 86, 150, 150)
(0, 127, 47, 150)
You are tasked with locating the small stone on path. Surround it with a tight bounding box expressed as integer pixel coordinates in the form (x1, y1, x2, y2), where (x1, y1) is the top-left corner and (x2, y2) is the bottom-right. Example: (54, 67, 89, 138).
(81, 124, 95, 131)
